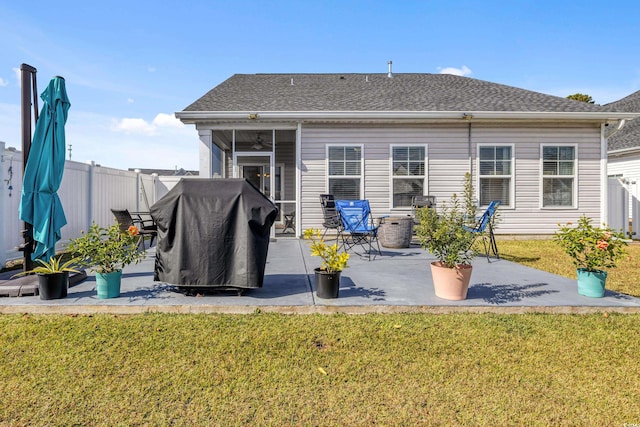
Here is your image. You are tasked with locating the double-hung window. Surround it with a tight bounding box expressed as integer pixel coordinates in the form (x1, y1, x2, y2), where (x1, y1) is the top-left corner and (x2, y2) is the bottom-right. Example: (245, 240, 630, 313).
(391, 145, 426, 208)
(328, 145, 362, 200)
(542, 145, 576, 207)
(478, 145, 513, 206)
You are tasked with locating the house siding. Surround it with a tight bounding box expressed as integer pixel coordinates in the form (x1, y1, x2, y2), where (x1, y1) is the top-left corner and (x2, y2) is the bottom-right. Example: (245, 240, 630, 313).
(300, 123, 603, 236)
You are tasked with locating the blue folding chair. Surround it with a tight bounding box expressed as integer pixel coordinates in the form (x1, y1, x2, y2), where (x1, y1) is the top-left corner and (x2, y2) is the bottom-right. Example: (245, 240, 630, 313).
(335, 200, 381, 260)
(463, 200, 500, 261)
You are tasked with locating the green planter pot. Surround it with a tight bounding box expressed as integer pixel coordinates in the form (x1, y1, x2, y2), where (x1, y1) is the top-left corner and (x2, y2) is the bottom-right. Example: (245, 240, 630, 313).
(314, 268, 341, 299)
(576, 268, 607, 298)
(95, 270, 123, 299)
(37, 272, 69, 300)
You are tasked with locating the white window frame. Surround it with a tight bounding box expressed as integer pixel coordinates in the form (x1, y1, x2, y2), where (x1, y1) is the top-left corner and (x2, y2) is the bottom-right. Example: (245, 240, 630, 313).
(540, 144, 578, 209)
(389, 144, 428, 210)
(476, 143, 515, 209)
(326, 144, 364, 200)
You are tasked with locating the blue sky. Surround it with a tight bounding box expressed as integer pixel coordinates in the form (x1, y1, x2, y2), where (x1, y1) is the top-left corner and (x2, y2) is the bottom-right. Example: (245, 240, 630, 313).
(1, 0, 639, 171)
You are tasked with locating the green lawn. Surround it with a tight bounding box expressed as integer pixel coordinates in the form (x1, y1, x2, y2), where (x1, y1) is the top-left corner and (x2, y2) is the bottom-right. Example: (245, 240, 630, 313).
(1, 240, 639, 425)
(1, 313, 639, 426)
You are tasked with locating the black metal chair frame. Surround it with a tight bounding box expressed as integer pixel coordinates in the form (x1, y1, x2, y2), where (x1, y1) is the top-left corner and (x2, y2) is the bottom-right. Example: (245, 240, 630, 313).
(462, 200, 500, 261)
(110, 209, 158, 248)
(335, 199, 381, 261)
(411, 195, 436, 231)
(319, 194, 342, 241)
(282, 211, 295, 233)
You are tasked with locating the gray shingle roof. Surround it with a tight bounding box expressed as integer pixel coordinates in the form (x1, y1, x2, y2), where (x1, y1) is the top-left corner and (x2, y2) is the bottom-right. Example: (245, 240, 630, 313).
(605, 91, 640, 151)
(182, 73, 615, 113)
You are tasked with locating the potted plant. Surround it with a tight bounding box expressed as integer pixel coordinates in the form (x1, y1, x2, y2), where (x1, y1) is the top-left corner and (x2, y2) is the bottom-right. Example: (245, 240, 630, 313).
(415, 194, 477, 300)
(68, 222, 145, 299)
(303, 228, 350, 298)
(12, 255, 81, 300)
(554, 216, 628, 297)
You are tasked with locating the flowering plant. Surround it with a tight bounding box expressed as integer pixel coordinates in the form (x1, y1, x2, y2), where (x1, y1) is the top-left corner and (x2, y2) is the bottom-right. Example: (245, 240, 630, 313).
(554, 216, 628, 272)
(303, 228, 349, 273)
(68, 222, 145, 274)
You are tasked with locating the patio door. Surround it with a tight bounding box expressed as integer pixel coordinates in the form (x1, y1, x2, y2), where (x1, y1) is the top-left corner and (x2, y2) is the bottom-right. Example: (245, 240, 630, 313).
(234, 152, 276, 238)
(241, 164, 272, 197)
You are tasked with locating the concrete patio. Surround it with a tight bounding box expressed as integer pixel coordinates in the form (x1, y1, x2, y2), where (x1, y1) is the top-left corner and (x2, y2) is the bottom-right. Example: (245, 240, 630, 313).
(1, 237, 640, 314)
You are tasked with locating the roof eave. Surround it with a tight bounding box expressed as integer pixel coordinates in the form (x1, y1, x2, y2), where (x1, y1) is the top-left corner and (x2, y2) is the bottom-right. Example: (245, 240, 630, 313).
(175, 110, 640, 123)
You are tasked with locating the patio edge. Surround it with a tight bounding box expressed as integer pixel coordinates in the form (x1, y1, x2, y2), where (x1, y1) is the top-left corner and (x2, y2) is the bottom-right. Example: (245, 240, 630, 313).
(1, 304, 640, 315)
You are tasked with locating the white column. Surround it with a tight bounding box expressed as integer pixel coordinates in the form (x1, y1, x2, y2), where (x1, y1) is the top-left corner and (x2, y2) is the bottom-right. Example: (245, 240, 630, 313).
(198, 129, 213, 178)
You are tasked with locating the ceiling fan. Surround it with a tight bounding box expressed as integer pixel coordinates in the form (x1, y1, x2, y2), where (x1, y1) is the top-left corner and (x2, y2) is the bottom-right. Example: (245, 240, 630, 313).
(252, 133, 272, 150)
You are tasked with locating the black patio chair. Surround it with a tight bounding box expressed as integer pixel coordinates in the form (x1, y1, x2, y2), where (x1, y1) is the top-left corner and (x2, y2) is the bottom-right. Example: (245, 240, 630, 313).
(462, 200, 500, 261)
(411, 195, 436, 218)
(111, 209, 157, 248)
(411, 195, 437, 233)
(319, 194, 342, 241)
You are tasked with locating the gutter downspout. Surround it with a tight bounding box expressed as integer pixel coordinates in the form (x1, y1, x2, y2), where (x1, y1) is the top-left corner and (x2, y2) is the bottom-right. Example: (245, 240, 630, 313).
(467, 121, 473, 194)
(296, 122, 302, 237)
(601, 123, 608, 225)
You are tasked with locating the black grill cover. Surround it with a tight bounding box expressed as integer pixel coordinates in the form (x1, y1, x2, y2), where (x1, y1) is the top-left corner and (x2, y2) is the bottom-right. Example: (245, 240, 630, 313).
(151, 179, 278, 289)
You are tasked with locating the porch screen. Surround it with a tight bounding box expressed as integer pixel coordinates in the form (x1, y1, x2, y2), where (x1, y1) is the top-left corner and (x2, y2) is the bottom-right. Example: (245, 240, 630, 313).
(328, 146, 361, 200)
(479, 145, 512, 206)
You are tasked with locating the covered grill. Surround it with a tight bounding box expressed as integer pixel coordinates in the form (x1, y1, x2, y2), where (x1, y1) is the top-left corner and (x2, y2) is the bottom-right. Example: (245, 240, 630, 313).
(151, 178, 278, 292)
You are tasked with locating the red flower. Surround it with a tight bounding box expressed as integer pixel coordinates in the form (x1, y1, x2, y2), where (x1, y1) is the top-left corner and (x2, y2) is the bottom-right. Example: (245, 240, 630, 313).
(597, 240, 609, 250)
(127, 225, 140, 236)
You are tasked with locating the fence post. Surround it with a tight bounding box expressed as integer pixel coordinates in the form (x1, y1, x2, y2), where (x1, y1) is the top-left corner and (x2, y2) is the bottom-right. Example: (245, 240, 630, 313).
(87, 161, 95, 227)
(152, 173, 159, 206)
(134, 169, 141, 212)
(0, 141, 6, 268)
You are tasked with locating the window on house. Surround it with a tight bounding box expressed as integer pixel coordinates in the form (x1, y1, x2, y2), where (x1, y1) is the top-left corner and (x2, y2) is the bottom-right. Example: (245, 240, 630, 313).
(479, 145, 512, 206)
(392, 146, 426, 208)
(328, 146, 361, 200)
(542, 145, 575, 207)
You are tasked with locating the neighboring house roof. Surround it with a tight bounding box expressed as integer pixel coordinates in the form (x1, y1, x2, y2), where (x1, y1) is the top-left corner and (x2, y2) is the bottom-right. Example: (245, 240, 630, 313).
(178, 73, 636, 122)
(130, 168, 198, 176)
(604, 90, 640, 152)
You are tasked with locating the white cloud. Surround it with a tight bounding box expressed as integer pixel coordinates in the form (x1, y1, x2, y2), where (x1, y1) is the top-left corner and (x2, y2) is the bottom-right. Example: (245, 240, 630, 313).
(65, 110, 199, 170)
(112, 117, 157, 135)
(438, 65, 472, 77)
(148, 66, 156, 73)
(127, 98, 135, 104)
(112, 113, 184, 136)
(152, 113, 183, 128)
(0, 77, 8, 87)
(12, 67, 20, 82)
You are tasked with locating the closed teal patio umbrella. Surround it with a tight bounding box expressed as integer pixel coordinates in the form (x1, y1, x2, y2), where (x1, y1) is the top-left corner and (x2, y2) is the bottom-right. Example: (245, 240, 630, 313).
(19, 76, 70, 261)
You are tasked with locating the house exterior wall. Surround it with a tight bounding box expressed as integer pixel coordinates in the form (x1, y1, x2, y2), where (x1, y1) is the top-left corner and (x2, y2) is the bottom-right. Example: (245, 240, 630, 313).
(608, 152, 640, 179)
(300, 122, 603, 236)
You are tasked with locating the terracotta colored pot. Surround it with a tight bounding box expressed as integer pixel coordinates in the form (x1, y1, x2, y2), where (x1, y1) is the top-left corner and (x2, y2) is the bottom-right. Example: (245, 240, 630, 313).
(430, 261, 472, 300)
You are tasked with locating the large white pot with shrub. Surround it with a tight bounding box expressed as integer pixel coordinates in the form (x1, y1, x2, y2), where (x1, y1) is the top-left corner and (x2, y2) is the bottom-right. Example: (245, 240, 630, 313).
(415, 194, 477, 300)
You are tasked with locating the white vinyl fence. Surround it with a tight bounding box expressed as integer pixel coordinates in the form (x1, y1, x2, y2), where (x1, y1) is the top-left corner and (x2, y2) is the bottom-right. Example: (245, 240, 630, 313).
(0, 142, 172, 267)
(607, 177, 640, 237)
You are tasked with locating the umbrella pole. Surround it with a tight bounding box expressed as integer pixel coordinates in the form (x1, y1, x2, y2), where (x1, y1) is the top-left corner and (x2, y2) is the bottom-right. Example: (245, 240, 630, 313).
(19, 63, 38, 272)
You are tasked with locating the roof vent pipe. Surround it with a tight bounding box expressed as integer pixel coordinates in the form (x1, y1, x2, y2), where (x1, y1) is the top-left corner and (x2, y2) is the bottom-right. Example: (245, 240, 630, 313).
(290, 77, 294, 86)
(387, 60, 393, 78)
